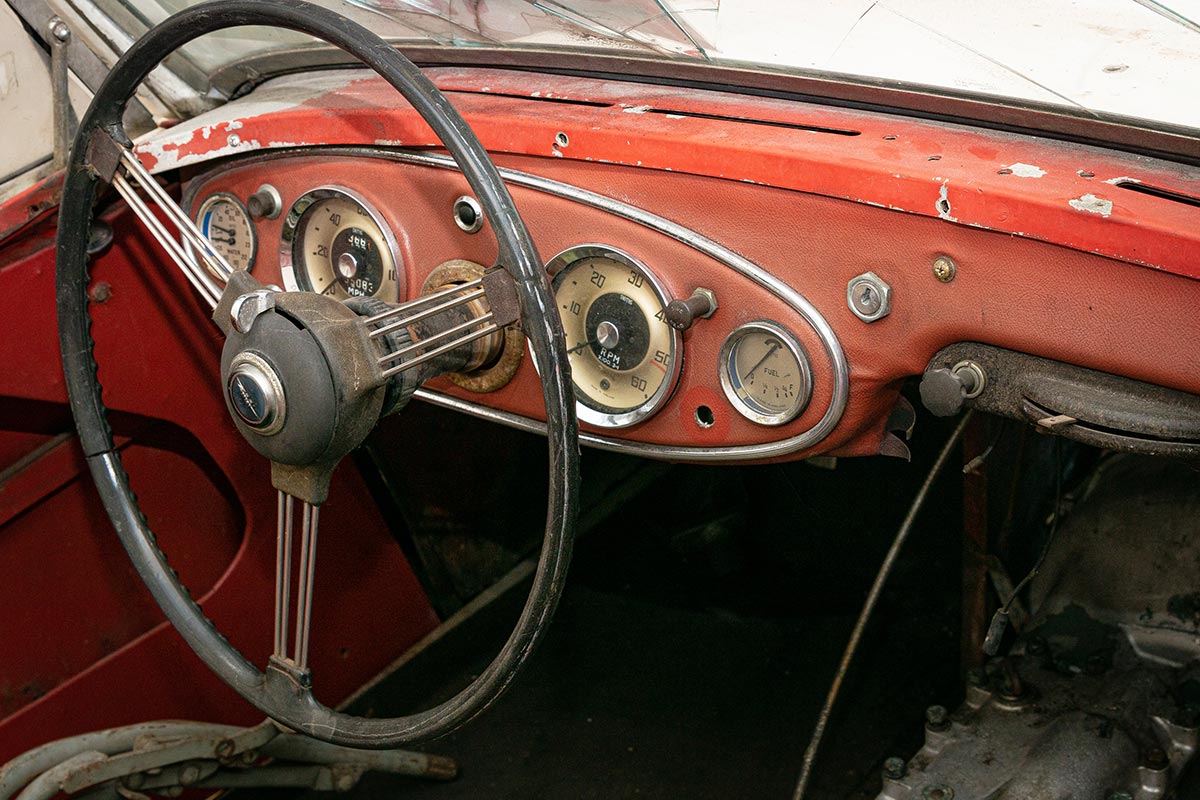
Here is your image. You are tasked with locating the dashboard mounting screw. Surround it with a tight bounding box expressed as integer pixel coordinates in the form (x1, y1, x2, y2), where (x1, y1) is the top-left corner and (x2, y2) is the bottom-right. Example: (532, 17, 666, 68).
(847, 271, 891, 322)
(932, 255, 957, 282)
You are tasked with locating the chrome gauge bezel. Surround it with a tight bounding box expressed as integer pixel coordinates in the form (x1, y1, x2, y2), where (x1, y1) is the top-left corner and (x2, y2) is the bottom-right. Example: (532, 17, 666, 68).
(546, 244, 683, 429)
(279, 185, 403, 302)
(194, 192, 256, 280)
(718, 321, 813, 426)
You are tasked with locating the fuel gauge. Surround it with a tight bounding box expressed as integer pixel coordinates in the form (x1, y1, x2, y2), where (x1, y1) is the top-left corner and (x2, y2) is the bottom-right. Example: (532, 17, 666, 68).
(718, 321, 812, 426)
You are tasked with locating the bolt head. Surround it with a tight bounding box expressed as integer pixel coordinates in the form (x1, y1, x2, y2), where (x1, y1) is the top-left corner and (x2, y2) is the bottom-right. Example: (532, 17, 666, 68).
(925, 704, 949, 729)
(48, 17, 71, 42)
(922, 784, 954, 800)
(882, 756, 907, 779)
(932, 255, 957, 282)
(847, 271, 892, 322)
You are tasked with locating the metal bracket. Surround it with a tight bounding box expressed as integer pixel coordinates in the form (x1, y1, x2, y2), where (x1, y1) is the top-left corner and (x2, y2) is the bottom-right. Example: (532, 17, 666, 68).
(481, 268, 520, 327)
(48, 16, 72, 169)
(84, 129, 125, 183)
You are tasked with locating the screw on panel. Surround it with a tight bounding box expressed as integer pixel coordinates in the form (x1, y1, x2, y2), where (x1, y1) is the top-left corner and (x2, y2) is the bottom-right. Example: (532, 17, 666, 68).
(932, 255, 957, 283)
(922, 784, 954, 800)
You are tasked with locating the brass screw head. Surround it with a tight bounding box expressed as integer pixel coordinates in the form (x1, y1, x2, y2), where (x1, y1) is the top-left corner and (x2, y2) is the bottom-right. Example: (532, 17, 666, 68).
(932, 255, 957, 283)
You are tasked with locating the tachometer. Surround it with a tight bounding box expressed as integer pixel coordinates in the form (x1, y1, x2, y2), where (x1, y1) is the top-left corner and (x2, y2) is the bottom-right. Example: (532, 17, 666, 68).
(195, 193, 255, 278)
(280, 187, 402, 302)
(548, 245, 681, 428)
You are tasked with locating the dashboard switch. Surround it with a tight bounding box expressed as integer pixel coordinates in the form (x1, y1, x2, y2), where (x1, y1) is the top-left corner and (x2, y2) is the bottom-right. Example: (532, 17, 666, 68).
(246, 184, 282, 219)
(920, 360, 986, 416)
(664, 287, 718, 330)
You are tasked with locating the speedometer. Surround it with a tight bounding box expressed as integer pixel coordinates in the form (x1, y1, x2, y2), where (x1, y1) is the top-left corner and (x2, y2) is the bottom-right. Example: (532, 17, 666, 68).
(279, 187, 402, 302)
(548, 245, 682, 428)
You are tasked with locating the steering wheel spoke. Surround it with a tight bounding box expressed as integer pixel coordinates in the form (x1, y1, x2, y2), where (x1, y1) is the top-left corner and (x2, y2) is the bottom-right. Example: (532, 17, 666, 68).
(273, 491, 320, 671)
(366, 269, 518, 379)
(87, 130, 232, 309)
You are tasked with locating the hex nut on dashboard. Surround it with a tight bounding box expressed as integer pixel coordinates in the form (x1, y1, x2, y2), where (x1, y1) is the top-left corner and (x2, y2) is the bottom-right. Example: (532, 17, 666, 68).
(847, 271, 892, 322)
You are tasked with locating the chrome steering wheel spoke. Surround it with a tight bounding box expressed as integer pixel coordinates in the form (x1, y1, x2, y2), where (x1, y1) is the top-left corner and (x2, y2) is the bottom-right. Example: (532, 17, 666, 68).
(274, 491, 320, 671)
(365, 270, 518, 379)
(92, 132, 232, 309)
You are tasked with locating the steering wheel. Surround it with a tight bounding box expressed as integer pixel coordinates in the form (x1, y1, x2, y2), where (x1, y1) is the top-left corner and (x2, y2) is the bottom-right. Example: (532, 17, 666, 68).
(56, 0, 579, 748)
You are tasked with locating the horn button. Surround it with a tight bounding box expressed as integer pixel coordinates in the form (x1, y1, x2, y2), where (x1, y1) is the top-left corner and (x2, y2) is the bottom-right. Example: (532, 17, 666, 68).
(220, 309, 340, 468)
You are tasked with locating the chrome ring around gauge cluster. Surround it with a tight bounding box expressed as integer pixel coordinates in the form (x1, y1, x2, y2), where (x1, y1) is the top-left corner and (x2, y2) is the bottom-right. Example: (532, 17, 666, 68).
(718, 321, 813, 426)
(279, 185, 404, 302)
(187, 147, 849, 462)
(546, 244, 682, 429)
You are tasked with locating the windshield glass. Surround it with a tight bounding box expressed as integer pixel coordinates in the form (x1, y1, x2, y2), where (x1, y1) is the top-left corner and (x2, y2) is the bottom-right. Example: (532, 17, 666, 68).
(91, 0, 1200, 132)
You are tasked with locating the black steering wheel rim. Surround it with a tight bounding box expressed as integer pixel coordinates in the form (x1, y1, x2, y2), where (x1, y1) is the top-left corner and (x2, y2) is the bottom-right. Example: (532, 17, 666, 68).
(56, 0, 579, 748)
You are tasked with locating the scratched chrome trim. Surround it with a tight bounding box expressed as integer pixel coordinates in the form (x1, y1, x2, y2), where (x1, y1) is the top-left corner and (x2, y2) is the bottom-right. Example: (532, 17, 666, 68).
(375, 149, 849, 461)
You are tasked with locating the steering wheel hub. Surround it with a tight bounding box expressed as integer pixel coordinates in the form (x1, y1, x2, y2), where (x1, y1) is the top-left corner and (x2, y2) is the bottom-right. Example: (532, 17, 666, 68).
(227, 351, 286, 433)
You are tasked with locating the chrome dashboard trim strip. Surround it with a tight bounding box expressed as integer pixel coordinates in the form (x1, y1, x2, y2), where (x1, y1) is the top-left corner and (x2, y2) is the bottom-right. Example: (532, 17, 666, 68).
(376, 149, 850, 461)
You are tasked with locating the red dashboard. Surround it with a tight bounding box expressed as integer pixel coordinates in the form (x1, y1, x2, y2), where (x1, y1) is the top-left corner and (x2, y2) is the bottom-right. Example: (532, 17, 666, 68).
(162, 67, 1200, 462)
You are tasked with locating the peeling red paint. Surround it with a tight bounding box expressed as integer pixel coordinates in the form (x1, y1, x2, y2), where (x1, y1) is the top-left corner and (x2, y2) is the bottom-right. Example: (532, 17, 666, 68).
(130, 66, 1200, 280)
(0, 170, 64, 244)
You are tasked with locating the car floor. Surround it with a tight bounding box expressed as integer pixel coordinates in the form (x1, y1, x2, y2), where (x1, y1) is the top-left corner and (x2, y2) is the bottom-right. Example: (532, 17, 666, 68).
(271, 422, 966, 800)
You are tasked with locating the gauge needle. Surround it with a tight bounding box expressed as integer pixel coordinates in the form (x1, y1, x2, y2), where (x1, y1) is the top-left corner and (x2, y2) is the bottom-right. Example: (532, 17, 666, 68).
(210, 224, 235, 236)
(567, 338, 598, 355)
(742, 342, 781, 382)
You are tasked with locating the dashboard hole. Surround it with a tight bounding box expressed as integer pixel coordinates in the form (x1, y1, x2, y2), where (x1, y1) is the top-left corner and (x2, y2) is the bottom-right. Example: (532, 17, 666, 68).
(695, 405, 715, 429)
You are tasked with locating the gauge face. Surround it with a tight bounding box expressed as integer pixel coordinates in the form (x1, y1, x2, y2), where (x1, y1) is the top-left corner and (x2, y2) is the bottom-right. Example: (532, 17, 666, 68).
(719, 321, 813, 426)
(196, 193, 255, 278)
(548, 245, 681, 428)
(280, 187, 402, 302)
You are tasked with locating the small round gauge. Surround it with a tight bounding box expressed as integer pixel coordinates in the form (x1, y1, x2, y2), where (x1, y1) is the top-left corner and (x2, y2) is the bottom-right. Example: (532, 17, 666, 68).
(279, 187, 402, 302)
(548, 244, 682, 428)
(195, 193, 256, 278)
(719, 321, 813, 426)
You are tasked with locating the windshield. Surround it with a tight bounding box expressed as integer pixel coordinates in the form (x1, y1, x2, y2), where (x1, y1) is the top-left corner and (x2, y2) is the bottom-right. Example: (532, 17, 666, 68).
(88, 0, 1200, 133)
